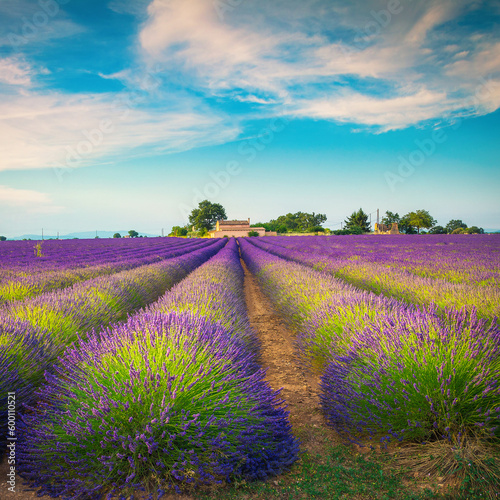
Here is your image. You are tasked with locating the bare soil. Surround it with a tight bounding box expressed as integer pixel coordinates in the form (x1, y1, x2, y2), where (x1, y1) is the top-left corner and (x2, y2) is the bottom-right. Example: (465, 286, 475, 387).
(240, 260, 340, 453)
(0, 456, 38, 500)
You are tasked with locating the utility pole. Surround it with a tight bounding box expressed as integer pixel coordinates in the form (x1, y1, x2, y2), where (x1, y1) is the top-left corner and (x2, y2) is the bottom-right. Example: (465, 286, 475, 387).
(42, 228, 44, 241)
(377, 208, 380, 225)
(161, 228, 164, 237)
(96, 230, 98, 238)
(57, 231, 59, 240)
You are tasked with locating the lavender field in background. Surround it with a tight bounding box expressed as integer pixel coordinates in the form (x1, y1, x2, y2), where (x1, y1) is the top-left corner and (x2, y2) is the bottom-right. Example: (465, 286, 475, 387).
(248, 234, 500, 320)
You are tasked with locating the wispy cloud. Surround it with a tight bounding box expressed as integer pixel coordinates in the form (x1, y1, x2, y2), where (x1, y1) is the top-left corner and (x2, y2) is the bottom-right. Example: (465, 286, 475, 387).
(294, 88, 452, 131)
(108, 0, 150, 16)
(1, 0, 499, 175)
(0, 91, 240, 172)
(0, 57, 34, 86)
(138, 0, 500, 130)
(0, 185, 64, 214)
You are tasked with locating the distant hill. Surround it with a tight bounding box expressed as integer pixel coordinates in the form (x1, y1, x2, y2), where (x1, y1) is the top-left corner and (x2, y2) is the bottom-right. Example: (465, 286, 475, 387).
(9, 231, 160, 240)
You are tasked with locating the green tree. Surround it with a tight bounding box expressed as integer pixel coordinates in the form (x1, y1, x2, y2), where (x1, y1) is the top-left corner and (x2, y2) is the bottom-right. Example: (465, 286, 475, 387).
(188, 200, 227, 231)
(0, 236, 6, 241)
(381, 211, 400, 224)
(465, 226, 484, 234)
(113, 233, 121, 238)
(128, 230, 139, 238)
(399, 214, 417, 234)
(429, 225, 446, 234)
(169, 226, 188, 237)
(307, 226, 325, 233)
(348, 225, 364, 235)
(254, 212, 326, 233)
(268, 212, 327, 233)
(344, 209, 371, 233)
(445, 219, 467, 234)
(248, 231, 259, 237)
(402, 210, 437, 234)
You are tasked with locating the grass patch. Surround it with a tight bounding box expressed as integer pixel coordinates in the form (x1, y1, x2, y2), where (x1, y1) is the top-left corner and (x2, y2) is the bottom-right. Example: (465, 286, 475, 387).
(197, 442, 441, 500)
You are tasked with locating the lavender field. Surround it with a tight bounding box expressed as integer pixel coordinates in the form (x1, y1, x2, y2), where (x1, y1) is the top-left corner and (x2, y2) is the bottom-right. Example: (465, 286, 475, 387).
(1, 235, 499, 498)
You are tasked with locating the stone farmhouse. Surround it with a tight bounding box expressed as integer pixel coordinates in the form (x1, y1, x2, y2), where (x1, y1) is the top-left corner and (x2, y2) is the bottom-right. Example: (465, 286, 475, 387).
(208, 219, 276, 238)
(374, 223, 400, 234)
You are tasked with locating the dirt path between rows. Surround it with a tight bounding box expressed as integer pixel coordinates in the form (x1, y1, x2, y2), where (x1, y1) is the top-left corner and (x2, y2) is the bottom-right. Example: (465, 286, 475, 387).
(241, 259, 339, 453)
(0, 454, 38, 499)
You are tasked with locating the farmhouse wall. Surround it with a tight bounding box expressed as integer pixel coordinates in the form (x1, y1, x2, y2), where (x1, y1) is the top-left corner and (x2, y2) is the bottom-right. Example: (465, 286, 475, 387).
(209, 218, 274, 238)
(374, 223, 400, 234)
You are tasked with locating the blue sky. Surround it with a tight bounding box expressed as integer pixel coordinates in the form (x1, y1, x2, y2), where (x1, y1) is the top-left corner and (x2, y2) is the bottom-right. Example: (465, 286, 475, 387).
(0, 0, 499, 237)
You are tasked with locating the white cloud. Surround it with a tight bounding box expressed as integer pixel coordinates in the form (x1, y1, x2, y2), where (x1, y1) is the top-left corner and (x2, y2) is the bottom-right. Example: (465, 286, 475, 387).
(446, 41, 500, 79)
(0, 58, 33, 86)
(0, 185, 64, 214)
(294, 88, 453, 131)
(0, 92, 240, 172)
(137, 0, 500, 130)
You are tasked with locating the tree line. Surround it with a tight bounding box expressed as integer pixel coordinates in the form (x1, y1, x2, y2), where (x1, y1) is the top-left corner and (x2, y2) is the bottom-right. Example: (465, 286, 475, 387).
(0, 204, 487, 242)
(166, 201, 487, 237)
(329, 208, 484, 235)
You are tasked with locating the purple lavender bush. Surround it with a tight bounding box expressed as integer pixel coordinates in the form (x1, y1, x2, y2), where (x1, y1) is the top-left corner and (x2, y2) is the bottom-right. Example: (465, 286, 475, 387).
(19, 312, 298, 498)
(0, 317, 56, 453)
(321, 307, 499, 443)
(152, 238, 259, 354)
(320, 307, 500, 494)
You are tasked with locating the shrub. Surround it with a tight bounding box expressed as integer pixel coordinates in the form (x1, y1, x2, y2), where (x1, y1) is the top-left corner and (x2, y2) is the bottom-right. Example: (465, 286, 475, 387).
(248, 231, 259, 237)
(307, 226, 325, 233)
(19, 312, 298, 498)
(320, 307, 500, 472)
(429, 225, 446, 234)
(348, 225, 364, 235)
(0, 318, 56, 453)
(466, 226, 484, 234)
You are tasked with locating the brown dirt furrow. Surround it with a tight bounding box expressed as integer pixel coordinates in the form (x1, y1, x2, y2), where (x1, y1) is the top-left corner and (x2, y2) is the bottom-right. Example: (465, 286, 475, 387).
(241, 259, 338, 451)
(0, 457, 38, 500)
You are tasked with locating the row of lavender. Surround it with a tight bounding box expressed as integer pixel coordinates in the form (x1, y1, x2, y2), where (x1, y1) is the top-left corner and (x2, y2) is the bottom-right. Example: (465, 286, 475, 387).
(0, 237, 192, 272)
(16, 239, 298, 498)
(247, 235, 500, 320)
(0, 238, 209, 303)
(267, 234, 500, 287)
(1, 239, 225, 452)
(240, 238, 499, 494)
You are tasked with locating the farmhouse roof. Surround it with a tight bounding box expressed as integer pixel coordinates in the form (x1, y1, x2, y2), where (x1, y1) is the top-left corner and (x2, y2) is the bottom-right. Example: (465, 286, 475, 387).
(218, 219, 250, 225)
